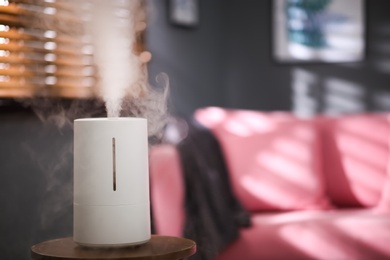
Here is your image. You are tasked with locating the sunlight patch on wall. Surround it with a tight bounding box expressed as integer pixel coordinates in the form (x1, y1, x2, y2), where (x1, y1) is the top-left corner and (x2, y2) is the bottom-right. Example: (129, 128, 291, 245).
(323, 78, 365, 115)
(292, 69, 371, 116)
(292, 68, 319, 118)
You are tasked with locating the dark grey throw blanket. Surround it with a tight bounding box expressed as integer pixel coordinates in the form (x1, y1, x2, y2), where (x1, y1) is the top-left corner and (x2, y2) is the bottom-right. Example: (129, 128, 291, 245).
(177, 118, 251, 260)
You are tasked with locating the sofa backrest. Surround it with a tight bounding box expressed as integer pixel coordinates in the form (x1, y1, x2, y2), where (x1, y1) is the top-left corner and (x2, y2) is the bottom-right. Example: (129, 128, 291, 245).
(195, 107, 332, 212)
(320, 114, 389, 208)
(195, 107, 390, 211)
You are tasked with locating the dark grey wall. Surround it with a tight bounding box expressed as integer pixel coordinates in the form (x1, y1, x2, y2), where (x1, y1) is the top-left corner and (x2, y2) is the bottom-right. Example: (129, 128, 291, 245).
(0, 107, 73, 259)
(223, 0, 292, 111)
(147, 0, 390, 116)
(146, 0, 227, 116)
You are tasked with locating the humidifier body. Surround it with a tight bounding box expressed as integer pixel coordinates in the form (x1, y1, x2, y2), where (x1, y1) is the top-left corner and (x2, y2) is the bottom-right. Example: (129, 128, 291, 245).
(73, 118, 150, 247)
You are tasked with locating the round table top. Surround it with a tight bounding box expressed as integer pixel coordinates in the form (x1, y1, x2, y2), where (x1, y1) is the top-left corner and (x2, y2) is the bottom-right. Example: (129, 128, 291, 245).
(31, 235, 196, 260)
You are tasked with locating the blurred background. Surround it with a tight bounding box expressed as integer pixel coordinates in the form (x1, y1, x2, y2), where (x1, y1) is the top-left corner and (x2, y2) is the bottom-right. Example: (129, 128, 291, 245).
(147, 0, 390, 117)
(1, 0, 390, 258)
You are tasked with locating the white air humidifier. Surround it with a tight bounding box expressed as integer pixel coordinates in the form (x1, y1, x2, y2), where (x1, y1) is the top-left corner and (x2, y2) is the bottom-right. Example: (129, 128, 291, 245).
(73, 117, 150, 247)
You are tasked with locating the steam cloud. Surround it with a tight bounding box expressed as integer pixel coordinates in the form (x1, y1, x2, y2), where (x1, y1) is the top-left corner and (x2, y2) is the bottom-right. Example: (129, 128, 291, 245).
(25, 0, 169, 139)
(82, 0, 169, 137)
(84, 0, 141, 118)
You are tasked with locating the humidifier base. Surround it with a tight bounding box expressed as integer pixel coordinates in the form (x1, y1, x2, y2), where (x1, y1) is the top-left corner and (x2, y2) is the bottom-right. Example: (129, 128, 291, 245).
(75, 238, 150, 249)
(73, 203, 151, 247)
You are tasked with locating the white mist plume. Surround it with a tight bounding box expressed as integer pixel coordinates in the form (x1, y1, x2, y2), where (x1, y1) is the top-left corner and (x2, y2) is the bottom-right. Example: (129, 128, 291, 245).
(122, 72, 170, 141)
(81, 0, 170, 138)
(84, 0, 142, 118)
(21, 0, 169, 139)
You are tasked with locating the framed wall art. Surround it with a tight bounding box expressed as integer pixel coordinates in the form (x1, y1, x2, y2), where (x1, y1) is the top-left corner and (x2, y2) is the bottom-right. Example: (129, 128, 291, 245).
(272, 0, 365, 63)
(169, 0, 199, 28)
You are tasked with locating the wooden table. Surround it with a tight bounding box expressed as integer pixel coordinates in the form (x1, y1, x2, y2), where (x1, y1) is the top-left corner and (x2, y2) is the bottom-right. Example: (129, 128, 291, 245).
(31, 235, 196, 260)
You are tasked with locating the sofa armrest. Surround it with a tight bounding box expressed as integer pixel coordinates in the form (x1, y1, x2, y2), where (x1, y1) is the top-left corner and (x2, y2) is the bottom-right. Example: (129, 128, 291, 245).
(149, 144, 185, 237)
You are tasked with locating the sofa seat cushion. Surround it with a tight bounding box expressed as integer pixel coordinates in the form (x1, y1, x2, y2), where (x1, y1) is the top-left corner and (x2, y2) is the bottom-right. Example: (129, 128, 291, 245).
(320, 114, 389, 207)
(219, 209, 390, 260)
(195, 107, 332, 212)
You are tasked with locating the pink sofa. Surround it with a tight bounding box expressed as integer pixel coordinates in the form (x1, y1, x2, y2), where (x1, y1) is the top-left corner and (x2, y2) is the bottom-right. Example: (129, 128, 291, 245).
(150, 107, 390, 260)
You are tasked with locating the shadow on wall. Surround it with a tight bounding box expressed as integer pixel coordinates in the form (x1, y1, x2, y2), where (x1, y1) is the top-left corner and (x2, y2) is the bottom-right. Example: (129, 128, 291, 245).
(292, 68, 366, 117)
(292, 21, 390, 117)
(292, 66, 390, 117)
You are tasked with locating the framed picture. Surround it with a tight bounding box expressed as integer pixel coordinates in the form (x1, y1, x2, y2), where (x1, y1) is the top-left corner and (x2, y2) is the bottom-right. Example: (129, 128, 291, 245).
(272, 0, 365, 63)
(169, 0, 199, 28)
